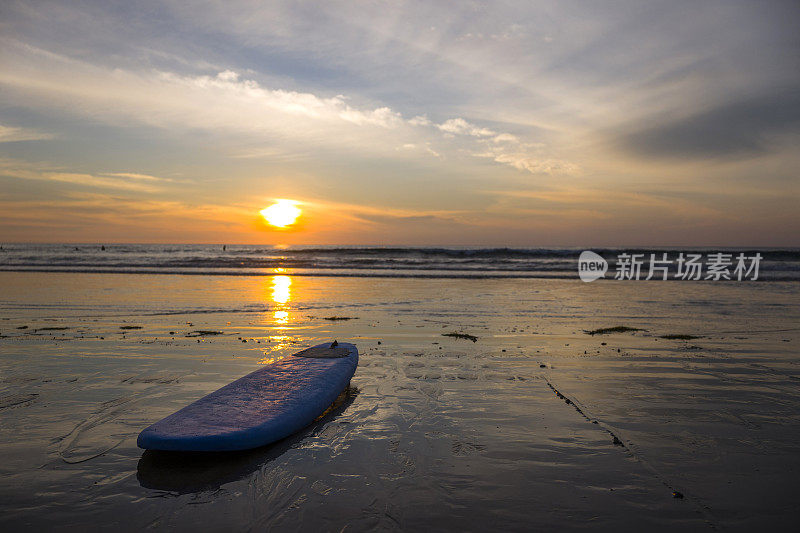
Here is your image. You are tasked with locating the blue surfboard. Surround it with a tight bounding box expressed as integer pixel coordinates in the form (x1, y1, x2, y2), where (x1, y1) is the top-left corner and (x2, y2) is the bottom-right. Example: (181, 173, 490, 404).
(137, 342, 358, 451)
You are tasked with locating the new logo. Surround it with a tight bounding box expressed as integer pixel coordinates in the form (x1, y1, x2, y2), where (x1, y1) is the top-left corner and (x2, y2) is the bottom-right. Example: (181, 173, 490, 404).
(578, 251, 608, 282)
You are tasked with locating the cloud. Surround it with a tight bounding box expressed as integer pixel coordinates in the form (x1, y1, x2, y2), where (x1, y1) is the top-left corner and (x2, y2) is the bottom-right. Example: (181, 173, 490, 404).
(492, 133, 519, 144)
(437, 118, 496, 137)
(0, 124, 53, 143)
(431, 117, 577, 173)
(103, 172, 177, 182)
(397, 143, 442, 159)
(0, 191, 259, 242)
(0, 42, 412, 153)
(488, 153, 579, 175)
(408, 115, 432, 127)
(0, 158, 172, 192)
(300, 196, 467, 223)
(1, 40, 563, 176)
(157, 69, 405, 128)
(473, 141, 579, 175)
(487, 187, 726, 220)
(618, 88, 800, 159)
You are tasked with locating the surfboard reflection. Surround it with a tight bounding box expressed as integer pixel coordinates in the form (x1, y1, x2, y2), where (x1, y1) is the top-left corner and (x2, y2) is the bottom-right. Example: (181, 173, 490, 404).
(136, 385, 359, 494)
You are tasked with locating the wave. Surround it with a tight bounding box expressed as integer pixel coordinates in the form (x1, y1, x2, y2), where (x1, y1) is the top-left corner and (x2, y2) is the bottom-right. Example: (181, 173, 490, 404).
(1, 245, 798, 280)
(0, 266, 575, 279)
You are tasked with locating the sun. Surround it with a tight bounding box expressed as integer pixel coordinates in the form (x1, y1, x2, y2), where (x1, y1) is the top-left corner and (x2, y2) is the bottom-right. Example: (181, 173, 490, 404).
(260, 200, 301, 228)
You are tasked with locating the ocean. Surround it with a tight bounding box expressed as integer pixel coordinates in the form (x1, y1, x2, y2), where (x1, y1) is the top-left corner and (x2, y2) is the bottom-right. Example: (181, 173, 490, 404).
(1, 244, 799, 280)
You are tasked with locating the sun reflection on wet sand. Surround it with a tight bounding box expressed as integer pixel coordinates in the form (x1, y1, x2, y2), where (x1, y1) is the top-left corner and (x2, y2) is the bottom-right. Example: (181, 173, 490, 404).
(270, 275, 292, 328)
(267, 275, 292, 324)
(258, 275, 296, 364)
(272, 275, 291, 304)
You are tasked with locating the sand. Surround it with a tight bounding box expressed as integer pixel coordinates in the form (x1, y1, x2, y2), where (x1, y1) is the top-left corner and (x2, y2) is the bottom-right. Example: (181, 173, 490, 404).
(0, 272, 798, 531)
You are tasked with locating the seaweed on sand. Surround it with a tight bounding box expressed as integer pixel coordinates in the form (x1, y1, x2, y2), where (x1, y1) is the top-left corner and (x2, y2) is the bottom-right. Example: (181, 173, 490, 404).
(185, 330, 224, 337)
(583, 326, 643, 336)
(322, 316, 357, 321)
(660, 334, 701, 340)
(442, 332, 478, 342)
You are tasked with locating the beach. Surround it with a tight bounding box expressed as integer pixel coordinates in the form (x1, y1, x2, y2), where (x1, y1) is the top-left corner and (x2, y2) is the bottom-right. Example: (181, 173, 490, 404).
(1, 270, 798, 531)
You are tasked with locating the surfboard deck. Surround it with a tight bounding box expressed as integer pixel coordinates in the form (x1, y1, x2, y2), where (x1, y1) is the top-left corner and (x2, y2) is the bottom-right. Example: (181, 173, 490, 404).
(137, 342, 358, 451)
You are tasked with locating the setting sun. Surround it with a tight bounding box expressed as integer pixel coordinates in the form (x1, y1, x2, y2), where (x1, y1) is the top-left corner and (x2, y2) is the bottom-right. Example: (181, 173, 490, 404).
(260, 200, 301, 228)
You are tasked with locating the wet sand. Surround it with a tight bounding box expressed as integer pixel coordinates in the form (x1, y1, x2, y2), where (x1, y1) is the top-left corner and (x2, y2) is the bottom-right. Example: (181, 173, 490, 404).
(0, 272, 798, 531)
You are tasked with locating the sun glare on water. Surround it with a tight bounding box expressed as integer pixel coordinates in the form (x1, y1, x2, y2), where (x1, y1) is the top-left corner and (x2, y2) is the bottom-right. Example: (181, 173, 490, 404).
(261, 200, 301, 228)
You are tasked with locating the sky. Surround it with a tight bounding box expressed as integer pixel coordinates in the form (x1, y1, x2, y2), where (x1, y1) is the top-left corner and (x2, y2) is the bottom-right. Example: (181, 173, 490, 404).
(1, 0, 798, 246)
